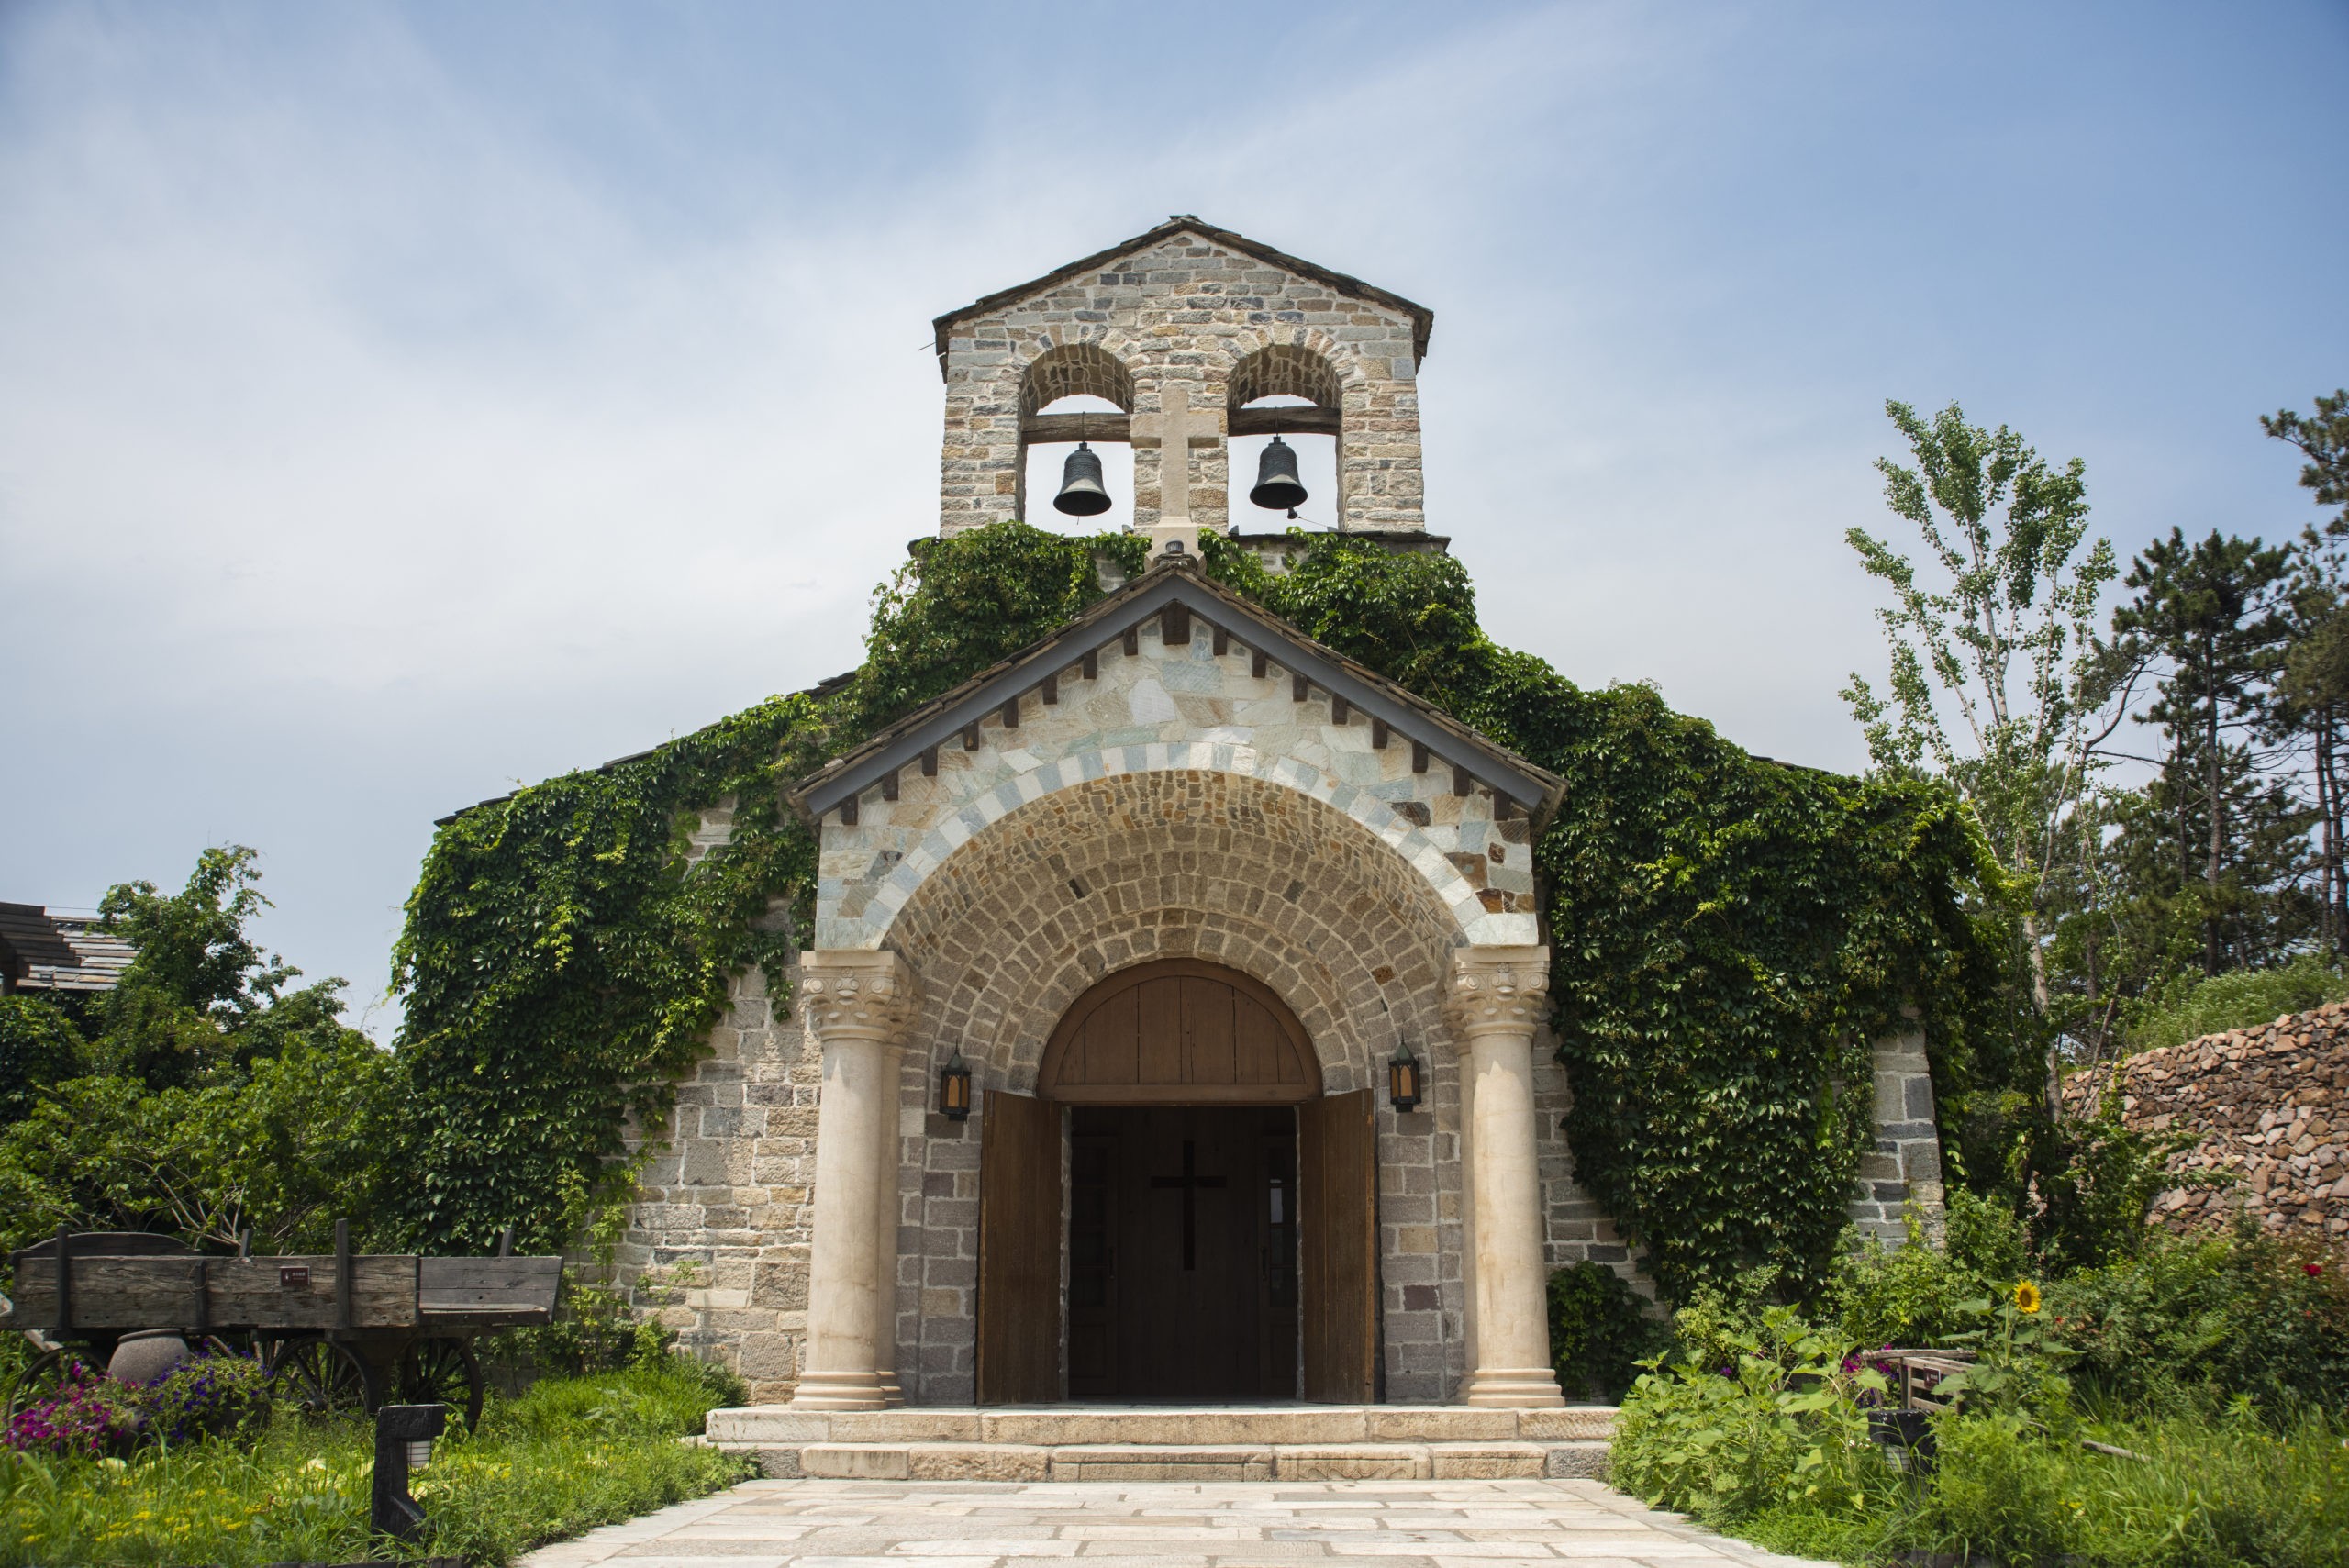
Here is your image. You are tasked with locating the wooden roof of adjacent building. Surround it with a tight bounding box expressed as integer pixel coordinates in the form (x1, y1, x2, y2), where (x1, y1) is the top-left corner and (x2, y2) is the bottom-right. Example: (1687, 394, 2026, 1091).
(0, 903, 134, 995)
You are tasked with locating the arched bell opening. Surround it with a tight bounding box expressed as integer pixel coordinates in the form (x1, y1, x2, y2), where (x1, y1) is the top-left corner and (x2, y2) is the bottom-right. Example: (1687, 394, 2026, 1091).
(1018, 343, 1137, 533)
(1229, 345, 1341, 534)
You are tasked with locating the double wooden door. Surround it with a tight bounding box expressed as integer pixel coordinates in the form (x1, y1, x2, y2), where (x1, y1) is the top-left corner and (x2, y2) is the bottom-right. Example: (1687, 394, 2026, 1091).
(1067, 1105, 1297, 1399)
(974, 956, 1379, 1405)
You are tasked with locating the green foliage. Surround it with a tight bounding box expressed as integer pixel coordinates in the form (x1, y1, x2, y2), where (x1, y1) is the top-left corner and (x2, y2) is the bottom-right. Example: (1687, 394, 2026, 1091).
(93, 846, 359, 1091)
(0, 997, 88, 1121)
(0, 1361, 748, 1568)
(2126, 951, 2349, 1051)
(1209, 528, 2004, 1299)
(0, 1025, 405, 1253)
(1545, 1262, 1668, 1400)
(846, 521, 1148, 733)
(394, 520, 1141, 1251)
(1616, 1281, 2349, 1568)
(2050, 1229, 2349, 1416)
(2025, 1102, 2212, 1275)
(1612, 1302, 1889, 1527)
(2264, 388, 2349, 537)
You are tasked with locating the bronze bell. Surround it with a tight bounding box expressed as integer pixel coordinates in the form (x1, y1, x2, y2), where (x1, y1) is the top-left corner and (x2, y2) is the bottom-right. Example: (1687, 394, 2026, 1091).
(1052, 441, 1112, 517)
(1249, 435, 1308, 517)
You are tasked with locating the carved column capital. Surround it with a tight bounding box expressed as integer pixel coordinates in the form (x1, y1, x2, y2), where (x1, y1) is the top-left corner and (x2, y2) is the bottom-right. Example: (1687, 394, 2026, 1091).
(1443, 945, 1552, 1042)
(799, 950, 919, 1046)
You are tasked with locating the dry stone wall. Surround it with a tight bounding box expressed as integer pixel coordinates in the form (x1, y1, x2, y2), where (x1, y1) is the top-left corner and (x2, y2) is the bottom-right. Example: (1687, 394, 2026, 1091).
(2065, 1004, 2349, 1247)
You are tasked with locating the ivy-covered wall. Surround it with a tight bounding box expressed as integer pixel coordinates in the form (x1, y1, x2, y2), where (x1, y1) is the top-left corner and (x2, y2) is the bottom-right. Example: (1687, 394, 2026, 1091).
(394, 522, 1993, 1304)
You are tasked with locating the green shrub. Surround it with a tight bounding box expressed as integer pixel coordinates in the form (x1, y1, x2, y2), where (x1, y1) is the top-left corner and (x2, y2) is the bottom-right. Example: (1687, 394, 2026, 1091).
(1823, 1207, 1989, 1351)
(2128, 952, 2349, 1052)
(1612, 1296, 1891, 1528)
(1922, 1410, 2078, 1565)
(2050, 1228, 2349, 1415)
(1545, 1262, 1668, 1400)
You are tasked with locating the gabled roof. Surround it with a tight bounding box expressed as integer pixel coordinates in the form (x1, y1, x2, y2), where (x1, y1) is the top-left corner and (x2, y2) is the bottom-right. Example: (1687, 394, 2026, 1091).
(787, 560, 1564, 828)
(930, 216, 1436, 377)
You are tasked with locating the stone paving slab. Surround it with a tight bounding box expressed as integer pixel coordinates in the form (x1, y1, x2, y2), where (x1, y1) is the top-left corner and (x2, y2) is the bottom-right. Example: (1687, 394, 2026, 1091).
(516, 1480, 1831, 1568)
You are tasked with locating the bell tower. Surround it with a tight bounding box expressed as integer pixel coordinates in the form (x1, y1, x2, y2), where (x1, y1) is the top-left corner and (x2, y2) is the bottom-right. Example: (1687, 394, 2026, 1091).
(929, 217, 1435, 554)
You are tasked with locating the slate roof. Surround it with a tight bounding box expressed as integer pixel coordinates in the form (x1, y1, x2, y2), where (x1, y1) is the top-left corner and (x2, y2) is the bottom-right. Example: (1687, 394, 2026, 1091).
(786, 558, 1564, 829)
(0, 903, 134, 994)
(930, 216, 1437, 375)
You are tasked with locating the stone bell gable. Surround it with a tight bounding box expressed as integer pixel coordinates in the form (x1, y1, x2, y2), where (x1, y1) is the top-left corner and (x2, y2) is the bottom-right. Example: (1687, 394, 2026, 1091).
(931, 216, 1434, 539)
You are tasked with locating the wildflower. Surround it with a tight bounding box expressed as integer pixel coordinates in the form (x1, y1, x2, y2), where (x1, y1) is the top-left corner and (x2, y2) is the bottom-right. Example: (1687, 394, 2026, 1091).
(2012, 1281, 2042, 1314)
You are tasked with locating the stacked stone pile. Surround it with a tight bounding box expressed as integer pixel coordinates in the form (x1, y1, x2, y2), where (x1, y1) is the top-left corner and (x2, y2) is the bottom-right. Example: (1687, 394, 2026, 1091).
(2064, 1002, 2349, 1246)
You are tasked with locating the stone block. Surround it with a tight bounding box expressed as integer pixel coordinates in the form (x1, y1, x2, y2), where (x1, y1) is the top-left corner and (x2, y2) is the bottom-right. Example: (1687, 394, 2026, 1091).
(752, 1445, 804, 1479)
(1367, 1407, 1514, 1440)
(831, 1409, 983, 1442)
(798, 1442, 911, 1480)
(1429, 1441, 1547, 1479)
(1543, 1440, 1610, 1478)
(907, 1441, 1052, 1480)
(1274, 1443, 1431, 1480)
(1518, 1405, 1618, 1440)
(1047, 1443, 1275, 1481)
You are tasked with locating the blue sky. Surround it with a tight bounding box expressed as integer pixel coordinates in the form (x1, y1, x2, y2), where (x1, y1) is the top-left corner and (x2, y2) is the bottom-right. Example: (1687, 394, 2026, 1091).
(3, 1, 2343, 1036)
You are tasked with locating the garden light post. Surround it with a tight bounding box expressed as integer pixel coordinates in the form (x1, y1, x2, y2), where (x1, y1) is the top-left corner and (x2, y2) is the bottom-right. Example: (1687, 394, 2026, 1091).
(372, 1402, 447, 1542)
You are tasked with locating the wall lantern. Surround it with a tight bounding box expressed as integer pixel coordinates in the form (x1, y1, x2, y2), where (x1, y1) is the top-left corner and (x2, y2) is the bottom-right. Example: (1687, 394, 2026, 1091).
(938, 1048, 973, 1121)
(1387, 1039, 1423, 1113)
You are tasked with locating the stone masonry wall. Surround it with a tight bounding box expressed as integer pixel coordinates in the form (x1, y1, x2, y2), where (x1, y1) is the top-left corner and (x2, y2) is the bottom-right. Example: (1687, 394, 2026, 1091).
(1850, 1031, 1946, 1247)
(621, 957, 819, 1405)
(2062, 1003, 2349, 1248)
(938, 228, 1426, 538)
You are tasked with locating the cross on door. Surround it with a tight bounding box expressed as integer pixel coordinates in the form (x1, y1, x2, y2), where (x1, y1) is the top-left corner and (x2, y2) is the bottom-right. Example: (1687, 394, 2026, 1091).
(1150, 1139, 1228, 1271)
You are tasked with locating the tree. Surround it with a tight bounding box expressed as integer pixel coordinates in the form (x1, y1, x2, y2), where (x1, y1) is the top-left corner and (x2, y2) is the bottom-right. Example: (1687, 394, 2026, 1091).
(2263, 389, 2349, 536)
(2108, 529, 2300, 975)
(1844, 400, 2114, 1118)
(94, 845, 346, 1087)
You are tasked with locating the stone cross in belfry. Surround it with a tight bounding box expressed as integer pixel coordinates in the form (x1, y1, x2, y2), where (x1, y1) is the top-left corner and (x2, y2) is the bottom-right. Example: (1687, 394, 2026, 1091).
(1132, 381, 1216, 558)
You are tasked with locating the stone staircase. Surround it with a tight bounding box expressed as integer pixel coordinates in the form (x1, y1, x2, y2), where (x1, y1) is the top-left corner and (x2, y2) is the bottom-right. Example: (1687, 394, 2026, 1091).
(702, 1404, 1616, 1482)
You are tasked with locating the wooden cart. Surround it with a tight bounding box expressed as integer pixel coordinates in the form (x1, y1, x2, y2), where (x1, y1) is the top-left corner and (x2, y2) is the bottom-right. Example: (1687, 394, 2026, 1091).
(1, 1224, 562, 1429)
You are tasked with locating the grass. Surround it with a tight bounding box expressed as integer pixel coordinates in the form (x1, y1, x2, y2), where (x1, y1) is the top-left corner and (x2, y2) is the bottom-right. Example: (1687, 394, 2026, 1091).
(0, 1359, 754, 1567)
(1721, 1406, 2349, 1568)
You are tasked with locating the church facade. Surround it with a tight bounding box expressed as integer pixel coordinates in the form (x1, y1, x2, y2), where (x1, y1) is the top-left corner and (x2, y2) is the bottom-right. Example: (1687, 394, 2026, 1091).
(620, 219, 1946, 1408)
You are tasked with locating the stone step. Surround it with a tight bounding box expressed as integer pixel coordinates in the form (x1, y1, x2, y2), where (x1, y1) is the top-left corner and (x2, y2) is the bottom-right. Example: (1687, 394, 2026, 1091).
(699, 1406, 1615, 1485)
(704, 1403, 1615, 1448)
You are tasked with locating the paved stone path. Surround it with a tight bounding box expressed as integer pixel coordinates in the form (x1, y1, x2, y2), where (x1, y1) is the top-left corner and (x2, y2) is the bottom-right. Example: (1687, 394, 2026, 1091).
(518, 1479, 1832, 1568)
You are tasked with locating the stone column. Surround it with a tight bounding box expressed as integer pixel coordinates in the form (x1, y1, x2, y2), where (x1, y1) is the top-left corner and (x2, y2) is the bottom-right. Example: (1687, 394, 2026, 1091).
(791, 951, 918, 1410)
(1446, 946, 1566, 1408)
(873, 1040, 906, 1407)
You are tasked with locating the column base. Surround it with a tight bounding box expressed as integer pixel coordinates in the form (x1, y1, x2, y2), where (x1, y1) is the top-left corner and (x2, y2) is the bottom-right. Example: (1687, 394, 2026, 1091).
(876, 1373, 906, 1407)
(1463, 1367, 1567, 1407)
(788, 1370, 890, 1411)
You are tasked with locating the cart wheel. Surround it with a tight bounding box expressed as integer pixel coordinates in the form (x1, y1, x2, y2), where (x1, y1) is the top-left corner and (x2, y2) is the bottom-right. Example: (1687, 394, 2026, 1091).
(5, 1346, 95, 1419)
(397, 1336, 485, 1431)
(265, 1339, 377, 1418)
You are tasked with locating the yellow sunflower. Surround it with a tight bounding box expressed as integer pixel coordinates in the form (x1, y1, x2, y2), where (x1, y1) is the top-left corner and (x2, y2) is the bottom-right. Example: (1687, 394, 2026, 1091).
(2013, 1281, 2043, 1314)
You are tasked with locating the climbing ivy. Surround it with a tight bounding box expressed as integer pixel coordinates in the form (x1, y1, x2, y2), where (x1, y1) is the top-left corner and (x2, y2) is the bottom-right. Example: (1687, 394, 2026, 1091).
(397, 522, 1998, 1299)
(1204, 529, 2002, 1301)
(392, 524, 1143, 1251)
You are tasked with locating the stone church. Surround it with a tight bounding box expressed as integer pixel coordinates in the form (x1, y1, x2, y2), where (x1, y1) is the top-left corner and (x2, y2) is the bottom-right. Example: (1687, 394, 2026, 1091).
(622, 218, 1945, 1436)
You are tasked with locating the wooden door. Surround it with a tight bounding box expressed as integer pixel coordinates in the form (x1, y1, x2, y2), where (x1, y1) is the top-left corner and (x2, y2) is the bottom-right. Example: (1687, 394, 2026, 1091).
(1298, 1087, 1379, 1402)
(1067, 1106, 1297, 1400)
(975, 1089, 1062, 1403)
(1041, 959, 1320, 1105)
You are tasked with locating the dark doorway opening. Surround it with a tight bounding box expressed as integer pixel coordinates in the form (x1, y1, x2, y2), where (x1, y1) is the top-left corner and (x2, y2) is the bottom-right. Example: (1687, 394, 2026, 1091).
(1067, 1105, 1298, 1401)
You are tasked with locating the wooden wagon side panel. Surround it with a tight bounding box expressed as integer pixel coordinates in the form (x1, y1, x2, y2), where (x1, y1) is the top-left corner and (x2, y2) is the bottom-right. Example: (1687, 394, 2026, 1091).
(418, 1256, 562, 1325)
(6, 1254, 421, 1331)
